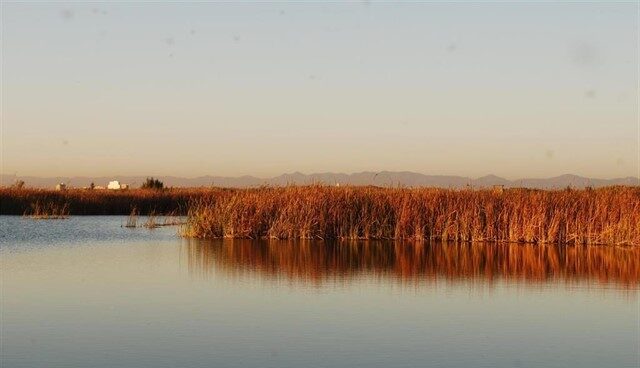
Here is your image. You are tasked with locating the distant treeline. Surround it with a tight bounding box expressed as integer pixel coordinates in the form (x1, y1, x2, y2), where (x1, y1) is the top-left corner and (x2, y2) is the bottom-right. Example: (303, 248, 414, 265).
(0, 188, 217, 215)
(183, 186, 640, 246)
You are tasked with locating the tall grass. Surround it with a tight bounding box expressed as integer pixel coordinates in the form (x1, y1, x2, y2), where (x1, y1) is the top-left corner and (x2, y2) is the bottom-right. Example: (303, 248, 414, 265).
(25, 200, 70, 219)
(125, 207, 139, 228)
(0, 188, 217, 215)
(183, 186, 640, 245)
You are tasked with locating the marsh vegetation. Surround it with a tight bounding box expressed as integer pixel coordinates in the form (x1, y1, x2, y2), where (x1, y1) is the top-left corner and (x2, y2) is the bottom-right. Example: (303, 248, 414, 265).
(0, 187, 209, 215)
(24, 200, 70, 219)
(183, 186, 640, 245)
(3, 185, 638, 245)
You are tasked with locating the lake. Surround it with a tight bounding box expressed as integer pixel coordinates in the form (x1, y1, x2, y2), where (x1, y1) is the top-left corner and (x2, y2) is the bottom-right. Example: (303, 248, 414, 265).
(1, 216, 638, 368)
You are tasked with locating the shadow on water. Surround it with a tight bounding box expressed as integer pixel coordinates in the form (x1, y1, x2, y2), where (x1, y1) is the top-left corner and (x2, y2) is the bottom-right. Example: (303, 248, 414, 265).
(182, 239, 640, 289)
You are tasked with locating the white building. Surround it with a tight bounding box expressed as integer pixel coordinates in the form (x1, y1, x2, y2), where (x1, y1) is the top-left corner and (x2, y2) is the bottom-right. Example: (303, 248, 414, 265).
(55, 183, 67, 191)
(107, 181, 130, 190)
(107, 181, 122, 190)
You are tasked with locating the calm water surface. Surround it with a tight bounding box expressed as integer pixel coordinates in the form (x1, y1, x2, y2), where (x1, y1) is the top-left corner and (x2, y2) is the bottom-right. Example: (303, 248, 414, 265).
(1, 216, 638, 368)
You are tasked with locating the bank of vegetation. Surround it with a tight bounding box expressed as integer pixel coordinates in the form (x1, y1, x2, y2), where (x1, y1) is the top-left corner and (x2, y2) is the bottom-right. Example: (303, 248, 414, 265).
(0, 188, 217, 216)
(183, 186, 640, 246)
(3, 185, 638, 245)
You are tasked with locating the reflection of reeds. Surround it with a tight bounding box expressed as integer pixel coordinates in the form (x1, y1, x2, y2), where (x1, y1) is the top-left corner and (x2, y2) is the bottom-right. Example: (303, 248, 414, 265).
(184, 239, 640, 288)
(162, 211, 186, 226)
(124, 208, 184, 229)
(24, 201, 70, 219)
(145, 211, 185, 228)
(183, 186, 640, 245)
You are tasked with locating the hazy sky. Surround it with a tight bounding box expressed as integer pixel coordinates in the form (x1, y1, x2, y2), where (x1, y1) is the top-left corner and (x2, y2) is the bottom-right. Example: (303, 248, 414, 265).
(2, 2, 638, 179)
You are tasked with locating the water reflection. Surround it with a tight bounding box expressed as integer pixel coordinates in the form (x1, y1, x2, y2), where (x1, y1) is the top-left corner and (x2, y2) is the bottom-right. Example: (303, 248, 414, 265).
(184, 239, 640, 288)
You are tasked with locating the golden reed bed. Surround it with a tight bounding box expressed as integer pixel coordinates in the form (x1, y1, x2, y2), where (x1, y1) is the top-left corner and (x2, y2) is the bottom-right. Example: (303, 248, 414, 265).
(184, 239, 640, 287)
(0, 187, 217, 215)
(183, 186, 640, 245)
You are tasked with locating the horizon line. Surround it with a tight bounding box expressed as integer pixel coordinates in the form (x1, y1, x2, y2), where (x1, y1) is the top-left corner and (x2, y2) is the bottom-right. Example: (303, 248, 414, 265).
(2, 171, 639, 182)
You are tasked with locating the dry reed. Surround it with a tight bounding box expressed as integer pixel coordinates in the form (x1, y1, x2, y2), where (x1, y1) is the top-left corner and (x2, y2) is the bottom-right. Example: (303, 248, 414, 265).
(125, 207, 139, 228)
(24, 200, 70, 219)
(183, 186, 640, 245)
(0, 188, 216, 215)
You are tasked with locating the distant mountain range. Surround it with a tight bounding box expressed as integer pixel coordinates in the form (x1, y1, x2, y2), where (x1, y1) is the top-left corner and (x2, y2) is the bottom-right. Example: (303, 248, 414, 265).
(2, 172, 638, 189)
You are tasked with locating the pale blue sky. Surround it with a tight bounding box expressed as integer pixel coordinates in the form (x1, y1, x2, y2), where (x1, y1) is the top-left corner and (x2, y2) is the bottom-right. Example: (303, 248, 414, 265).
(2, 2, 638, 179)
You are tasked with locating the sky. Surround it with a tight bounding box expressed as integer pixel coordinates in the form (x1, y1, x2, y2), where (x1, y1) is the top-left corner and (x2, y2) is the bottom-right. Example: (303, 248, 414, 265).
(1, 2, 638, 179)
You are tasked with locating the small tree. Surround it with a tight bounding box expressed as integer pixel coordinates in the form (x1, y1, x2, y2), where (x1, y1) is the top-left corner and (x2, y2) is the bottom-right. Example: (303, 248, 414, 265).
(141, 177, 164, 190)
(11, 180, 25, 189)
